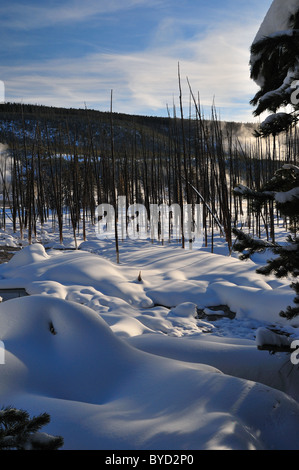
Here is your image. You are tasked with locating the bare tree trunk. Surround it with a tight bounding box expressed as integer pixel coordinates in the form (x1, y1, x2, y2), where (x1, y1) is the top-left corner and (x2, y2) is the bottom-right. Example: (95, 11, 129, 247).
(110, 91, 120, 264)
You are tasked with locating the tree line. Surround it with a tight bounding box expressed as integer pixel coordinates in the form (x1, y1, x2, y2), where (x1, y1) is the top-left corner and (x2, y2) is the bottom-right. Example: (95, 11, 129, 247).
(0, 94, 297, 259)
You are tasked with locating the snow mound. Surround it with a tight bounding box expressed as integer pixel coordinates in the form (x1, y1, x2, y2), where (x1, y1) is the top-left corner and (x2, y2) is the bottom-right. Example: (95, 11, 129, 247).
(0, 245, 154, 309)
(0, 241, 299, 449)
(0, 295, 137, 403)
(6, 243, 48, 268)
(168, 302, 198, 318)
(1, 295, 299, 449)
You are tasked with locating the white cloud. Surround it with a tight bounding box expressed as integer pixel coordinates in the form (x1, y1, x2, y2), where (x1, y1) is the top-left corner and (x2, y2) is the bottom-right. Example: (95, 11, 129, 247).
(1, 10, 262, 122)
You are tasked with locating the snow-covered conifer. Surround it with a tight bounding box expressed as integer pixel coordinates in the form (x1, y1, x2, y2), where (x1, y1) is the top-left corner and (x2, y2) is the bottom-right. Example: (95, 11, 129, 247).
(233, 164, 299, 319)
(250, 0, 299, 135)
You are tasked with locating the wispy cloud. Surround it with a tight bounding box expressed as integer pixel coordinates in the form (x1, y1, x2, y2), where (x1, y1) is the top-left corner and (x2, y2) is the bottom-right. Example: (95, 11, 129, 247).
(1, 2, 265, 122)
(0, 0, 161, 30)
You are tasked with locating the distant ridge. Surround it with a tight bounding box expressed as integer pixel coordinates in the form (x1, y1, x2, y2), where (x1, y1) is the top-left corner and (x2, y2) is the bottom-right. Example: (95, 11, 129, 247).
(0, 102, 258, 156)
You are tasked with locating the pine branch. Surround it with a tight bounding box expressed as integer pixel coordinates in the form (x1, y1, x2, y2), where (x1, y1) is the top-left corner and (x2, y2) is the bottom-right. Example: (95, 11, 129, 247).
(0, 407, 64, 450)
(250, 29, 299, 118)
(232, 228, 275, 260)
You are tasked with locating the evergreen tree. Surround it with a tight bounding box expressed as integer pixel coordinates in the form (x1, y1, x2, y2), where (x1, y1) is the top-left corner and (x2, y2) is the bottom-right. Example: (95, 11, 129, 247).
(0, 406, 64, 450)
(234, 2, 299, 321)
(233, 164, 299, 319)
(250, 0, 299, 136)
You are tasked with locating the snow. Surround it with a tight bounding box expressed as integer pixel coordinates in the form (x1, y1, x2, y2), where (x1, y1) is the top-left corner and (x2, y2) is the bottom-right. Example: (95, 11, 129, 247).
(259, 112, 295, 133)
(282, 164, 299, 173)
(0, 223, 299, 450)
(234, 177, 299, 205)
(256, 327, 291, 348)
(275, 186, 299, 203)
(253, 0, 299, 46)
(251, 0, 299, 92)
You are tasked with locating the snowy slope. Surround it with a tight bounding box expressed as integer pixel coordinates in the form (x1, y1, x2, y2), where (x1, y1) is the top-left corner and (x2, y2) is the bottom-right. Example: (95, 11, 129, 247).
(0, 226, 298, 450)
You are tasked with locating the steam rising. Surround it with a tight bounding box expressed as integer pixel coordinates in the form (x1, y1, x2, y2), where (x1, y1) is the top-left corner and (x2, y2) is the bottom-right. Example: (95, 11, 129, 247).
(0, 144, 13, 190)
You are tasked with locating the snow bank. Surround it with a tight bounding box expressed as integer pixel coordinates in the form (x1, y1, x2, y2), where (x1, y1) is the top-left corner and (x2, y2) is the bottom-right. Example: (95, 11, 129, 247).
(0, 243, 294, 336)
(0, 245, 154, 309)
(1, 294, 299, 450)
(0, 240, 298, 449)
(0, 295, 140, 403)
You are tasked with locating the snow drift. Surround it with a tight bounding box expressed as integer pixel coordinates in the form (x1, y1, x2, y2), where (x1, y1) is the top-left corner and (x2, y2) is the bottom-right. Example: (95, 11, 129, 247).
(1, 294, 299, 450)
(0, 241, 298, 449)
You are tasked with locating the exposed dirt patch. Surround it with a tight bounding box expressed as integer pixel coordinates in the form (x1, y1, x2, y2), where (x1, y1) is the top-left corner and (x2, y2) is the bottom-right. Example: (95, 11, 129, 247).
(197, 305, 236, 321)
(0, 246, 22, 264)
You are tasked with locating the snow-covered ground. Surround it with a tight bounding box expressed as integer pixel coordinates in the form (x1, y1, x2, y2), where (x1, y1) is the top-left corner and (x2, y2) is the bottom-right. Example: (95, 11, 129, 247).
(0, 219, 299, 450)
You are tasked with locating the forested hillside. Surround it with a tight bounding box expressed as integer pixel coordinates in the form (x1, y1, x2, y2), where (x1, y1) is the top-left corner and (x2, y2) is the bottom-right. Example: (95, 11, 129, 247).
(0, 102, 255, 152)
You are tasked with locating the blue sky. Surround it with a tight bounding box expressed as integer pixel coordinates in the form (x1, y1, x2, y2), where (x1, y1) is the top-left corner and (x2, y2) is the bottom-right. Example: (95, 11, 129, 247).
(0, 0, 273, 122)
